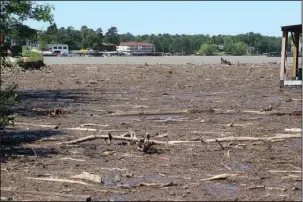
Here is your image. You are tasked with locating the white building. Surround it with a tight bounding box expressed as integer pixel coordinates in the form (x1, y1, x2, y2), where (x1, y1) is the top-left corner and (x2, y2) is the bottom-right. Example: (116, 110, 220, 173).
(45, 44, 69, 55)
(116, 42, 155, 54)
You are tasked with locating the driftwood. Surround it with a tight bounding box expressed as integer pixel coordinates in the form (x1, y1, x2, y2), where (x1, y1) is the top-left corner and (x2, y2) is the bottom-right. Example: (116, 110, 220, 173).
(71, 172, 102, 184)
(80, 123, 109, 127)
(285, 128, 301, 132)
(138, 182, 177, 188)
(268, 170, 301, 174)
(1, 168, 9, 173)
(59, 157, 85, 162)
(25, 177, 93, 186)
(14, 122, 57, 128)
(214, 109, 302, 116)
(65, 127, 128, 132)
(200, 173, 237, 181)
(281, 174, 301, 181)
(107, 109, 189, 116)
(1, 188, 91, 201)
(62, 133, 301, 145)
(14, 122, 127, 132)
(221, 58, 232, 65)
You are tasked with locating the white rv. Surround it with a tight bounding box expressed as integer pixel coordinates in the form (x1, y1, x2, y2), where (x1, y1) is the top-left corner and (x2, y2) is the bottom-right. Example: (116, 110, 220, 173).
(45, 44, 69, 55)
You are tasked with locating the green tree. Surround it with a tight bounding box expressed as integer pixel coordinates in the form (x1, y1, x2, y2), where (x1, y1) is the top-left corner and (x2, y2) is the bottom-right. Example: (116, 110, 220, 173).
(0, 0, 54, 129)
(230, 41, 248, 56)
(104, 26, 120, 45)
(119, 32, 135, 42)
(197, 43, 218, 56)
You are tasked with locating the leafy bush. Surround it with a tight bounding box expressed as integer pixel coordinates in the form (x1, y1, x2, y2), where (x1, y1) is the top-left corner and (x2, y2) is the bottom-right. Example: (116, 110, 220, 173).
(0, 84, 18, 130)
(18, 47, 45, 69)
(22, 47, 44, 62)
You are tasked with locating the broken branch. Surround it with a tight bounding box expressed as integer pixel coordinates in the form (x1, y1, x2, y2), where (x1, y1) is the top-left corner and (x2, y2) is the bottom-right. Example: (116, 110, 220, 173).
(61, 133, 301, 145)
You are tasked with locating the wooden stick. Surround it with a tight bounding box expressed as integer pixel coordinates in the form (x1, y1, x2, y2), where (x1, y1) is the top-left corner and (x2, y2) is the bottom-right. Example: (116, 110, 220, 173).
(59, 157, 85, 162)
(200, 173, 237, 181)
(65, 127, 127, 132)
(25, 177, 93, 186)
(1, 168, 9, 173)
(14, 122, 57, 128)
(215, 139, 225, 150)
(285, 128, 301, 132)
(80, 123, 109, 127)
(107, 109, 189, 116)
(215, 109, 301, 116)
(138, 182, 177, 188)
(14, 123, 127, 132)
(1, 188, 91, 201)
(268, 170, 301, 174)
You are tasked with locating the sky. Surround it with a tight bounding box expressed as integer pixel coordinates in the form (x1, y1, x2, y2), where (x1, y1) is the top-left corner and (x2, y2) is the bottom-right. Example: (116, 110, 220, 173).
(24, 1, 302, 37)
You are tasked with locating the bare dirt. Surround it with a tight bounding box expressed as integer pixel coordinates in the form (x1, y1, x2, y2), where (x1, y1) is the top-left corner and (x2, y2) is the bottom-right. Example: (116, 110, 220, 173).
(1, 62, 302, 201)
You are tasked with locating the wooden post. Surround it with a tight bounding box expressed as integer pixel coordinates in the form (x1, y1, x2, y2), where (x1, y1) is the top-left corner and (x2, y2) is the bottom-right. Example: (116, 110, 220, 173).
(280, 30, 288, 87)
(292, 32, 299, 80)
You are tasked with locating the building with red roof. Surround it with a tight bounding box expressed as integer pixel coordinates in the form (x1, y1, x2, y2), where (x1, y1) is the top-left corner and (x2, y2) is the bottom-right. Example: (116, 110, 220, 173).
(117, 41, 155, 54)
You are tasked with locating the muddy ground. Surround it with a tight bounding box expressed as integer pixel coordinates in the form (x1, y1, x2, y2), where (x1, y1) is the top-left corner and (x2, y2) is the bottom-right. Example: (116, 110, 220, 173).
(1, 63, 302, 201)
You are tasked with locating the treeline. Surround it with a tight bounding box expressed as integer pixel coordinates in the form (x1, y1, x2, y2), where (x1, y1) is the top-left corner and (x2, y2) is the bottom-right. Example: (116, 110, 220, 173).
(37, 24, 286, 56)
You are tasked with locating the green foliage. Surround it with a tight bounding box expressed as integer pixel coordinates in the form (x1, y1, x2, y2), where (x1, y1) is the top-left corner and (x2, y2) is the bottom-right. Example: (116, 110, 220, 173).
(227, 41, 248, 56)
(104, 26, 120, 45)
(1, 1, 54, 42)
(0, 84, 18, 130)
(37, 24, 282, 55)
(0, 0, 53, 130)
(197, 44, 218, 56)
(22, 47, 44, 61)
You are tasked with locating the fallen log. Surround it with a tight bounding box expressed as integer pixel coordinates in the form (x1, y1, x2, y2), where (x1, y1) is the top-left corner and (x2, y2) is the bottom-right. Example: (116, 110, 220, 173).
(1, 188, 91, 201)
(61, 133, 301, 145)
(205, 133, 301, 143)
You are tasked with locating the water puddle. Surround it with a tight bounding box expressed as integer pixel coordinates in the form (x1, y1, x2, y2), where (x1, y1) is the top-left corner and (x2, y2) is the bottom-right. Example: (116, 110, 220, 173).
(275, 138, 302, 151)
(228, 156, 250, 172)
(102, 172, 123, 186)
(239, 163, 249, 170)
(108, 193, 124, 201)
